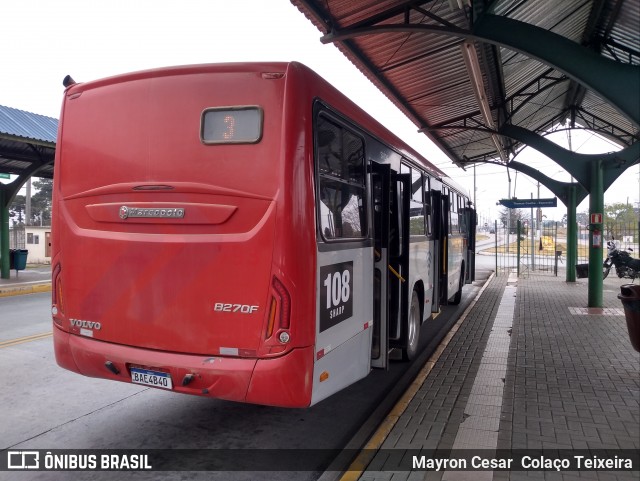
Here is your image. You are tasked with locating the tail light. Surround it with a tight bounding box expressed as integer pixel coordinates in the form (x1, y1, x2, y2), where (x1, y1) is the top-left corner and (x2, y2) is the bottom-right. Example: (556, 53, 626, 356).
(52, 263, 64, 326)
(265, 276, 291, 342)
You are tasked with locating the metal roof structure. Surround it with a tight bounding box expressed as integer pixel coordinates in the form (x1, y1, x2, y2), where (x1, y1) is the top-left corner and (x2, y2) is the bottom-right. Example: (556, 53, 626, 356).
(291, 0, 639, 176)
(0, 105, 57, 279)
(0, 104, 57, 180)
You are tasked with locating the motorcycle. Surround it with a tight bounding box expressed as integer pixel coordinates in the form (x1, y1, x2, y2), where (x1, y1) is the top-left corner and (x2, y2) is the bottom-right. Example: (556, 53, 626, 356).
(603, 239, 640, 281)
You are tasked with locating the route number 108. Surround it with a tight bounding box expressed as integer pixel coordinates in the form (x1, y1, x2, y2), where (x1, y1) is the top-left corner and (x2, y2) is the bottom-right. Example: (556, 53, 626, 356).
(323, 270, 351, 309)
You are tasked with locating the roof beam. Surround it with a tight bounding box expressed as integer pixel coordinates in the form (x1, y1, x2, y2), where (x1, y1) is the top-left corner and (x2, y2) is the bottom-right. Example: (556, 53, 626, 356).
(472, 14, 640, 127)
(320, 14, 640, 128)
(499, 124, 640, 190)
(507, 160, 588, 207)
(0, 133, 55, 149)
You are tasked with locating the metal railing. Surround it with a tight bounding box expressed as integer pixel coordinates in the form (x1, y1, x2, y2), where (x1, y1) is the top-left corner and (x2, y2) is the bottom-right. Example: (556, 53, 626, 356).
(484, 220, 640, 277)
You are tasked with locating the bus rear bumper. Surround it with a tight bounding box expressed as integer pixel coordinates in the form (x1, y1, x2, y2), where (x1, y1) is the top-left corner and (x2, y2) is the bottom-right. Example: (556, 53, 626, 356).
(53, 326, 313, 407)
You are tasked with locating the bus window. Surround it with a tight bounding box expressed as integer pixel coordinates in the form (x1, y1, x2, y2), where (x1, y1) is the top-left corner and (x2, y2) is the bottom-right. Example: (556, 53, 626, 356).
(316, 115, 366, 240)
(424, 175, 432, 237)
(458, 197, 467, 234)
(450, 192, 459, 232)
(410, 169, 424, 236)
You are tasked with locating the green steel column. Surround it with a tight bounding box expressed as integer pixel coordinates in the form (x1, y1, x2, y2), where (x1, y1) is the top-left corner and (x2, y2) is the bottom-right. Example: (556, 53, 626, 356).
(495, 220, 498, 274)
(588, 160, 604, 307)
(0, 189, 9, 280)
(566, 185, 577, 282)
(517, 219, 521, 277)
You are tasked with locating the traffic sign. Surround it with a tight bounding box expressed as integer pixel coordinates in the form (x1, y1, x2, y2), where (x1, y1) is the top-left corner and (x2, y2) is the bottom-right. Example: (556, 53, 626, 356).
(0, 173, 10, 179)
(498, 197, 557, 209)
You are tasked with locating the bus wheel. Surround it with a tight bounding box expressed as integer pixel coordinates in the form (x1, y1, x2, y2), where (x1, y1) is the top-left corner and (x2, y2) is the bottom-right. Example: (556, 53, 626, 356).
(402, 290, 421, 361)
(450, 264, 465, 305)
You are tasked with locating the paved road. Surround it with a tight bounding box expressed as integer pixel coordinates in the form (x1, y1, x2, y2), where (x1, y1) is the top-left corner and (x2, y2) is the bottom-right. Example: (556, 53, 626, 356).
(0, 270, 491, 480)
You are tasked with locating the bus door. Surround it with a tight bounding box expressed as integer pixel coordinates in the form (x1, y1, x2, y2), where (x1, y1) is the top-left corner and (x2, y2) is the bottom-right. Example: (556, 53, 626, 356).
(371, 163, 390, 369)
(430, 190, 449, 308)
(463, 207, 476, 283)
(371, 162, 409, 368)
(389, 172, 410, 352)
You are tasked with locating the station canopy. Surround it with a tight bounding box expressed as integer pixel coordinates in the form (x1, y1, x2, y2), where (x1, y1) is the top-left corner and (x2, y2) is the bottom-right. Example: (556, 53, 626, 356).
(291, 0, 639, 169)
(0, 105, 57, 180)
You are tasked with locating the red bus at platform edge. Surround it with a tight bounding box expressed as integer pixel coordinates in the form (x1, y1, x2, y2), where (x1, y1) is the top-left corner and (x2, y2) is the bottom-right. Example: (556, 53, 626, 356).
(51, 62, 475, 407)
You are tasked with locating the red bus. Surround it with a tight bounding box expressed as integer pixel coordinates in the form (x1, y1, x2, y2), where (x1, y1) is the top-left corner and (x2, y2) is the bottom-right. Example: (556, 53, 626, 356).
(52, 62, 475, 407)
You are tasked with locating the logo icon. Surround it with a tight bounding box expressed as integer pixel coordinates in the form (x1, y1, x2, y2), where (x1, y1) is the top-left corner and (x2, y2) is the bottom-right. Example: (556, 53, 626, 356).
(118, 206, 184, 219)
(7, 451, 39, 469)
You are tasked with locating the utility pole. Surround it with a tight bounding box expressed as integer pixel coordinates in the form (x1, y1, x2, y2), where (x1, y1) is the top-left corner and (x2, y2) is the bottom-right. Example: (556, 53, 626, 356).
(25, 177, 31, 226)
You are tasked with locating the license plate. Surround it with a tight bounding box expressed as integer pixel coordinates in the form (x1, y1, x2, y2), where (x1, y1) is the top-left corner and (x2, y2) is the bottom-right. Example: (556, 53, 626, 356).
(130, 367, 173, 390)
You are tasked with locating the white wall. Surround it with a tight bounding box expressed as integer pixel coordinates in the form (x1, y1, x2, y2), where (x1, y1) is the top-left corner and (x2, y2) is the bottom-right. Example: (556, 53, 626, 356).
(24, 226, 51, 264)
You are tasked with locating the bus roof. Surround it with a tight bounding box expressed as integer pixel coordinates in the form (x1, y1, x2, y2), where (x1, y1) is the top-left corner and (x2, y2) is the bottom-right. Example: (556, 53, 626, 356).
(65, 61, 454, 187)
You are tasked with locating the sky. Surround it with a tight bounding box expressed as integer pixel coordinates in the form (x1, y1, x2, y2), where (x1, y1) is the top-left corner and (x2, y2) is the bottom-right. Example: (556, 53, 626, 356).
(2, 0, 638, 223)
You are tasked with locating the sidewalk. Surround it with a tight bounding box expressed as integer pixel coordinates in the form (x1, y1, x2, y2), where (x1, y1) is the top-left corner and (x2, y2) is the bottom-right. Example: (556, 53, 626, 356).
(0, 265, 51, 297)
(356, 270, 639, 480)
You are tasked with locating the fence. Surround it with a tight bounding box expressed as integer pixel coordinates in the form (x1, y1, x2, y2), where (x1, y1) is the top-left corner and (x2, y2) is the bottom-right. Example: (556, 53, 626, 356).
(8, 226, 26, 249)
(485, 220, 640, 277)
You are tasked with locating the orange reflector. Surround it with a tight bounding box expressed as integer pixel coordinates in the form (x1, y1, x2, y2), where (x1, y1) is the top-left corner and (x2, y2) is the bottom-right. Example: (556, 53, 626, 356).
(57, 281, 64, 313)
(319, 371, 329, 382)
(266, 297, 277, 339)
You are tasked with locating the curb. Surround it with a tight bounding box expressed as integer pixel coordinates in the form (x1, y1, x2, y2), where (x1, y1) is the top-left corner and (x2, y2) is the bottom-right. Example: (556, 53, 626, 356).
(0, 282, 52, 298)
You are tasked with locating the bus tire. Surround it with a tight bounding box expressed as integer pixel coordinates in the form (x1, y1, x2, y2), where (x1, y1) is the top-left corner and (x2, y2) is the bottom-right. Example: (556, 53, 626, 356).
(402, 290, 421, 361)
(450, 264, 464, 305)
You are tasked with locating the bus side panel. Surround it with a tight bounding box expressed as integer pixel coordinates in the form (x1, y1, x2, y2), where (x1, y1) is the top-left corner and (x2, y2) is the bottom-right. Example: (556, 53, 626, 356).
(448, 236, 464, 294)
(311, 247, 373, 405)
(311, 323, 372, 406)
(407, 239, 435, 321)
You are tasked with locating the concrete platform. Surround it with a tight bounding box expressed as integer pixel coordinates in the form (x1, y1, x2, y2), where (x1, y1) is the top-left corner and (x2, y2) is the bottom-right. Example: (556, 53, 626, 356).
(0, 266, 51, 297)
(352, 270, 639, 481)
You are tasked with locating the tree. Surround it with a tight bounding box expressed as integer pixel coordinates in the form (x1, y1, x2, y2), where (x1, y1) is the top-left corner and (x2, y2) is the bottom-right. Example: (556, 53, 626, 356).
(604, 202, 638, 238)
(605, 202, 637, 223)
(499, 207, 527, 233)
(576, 210, 590, 226)
(560, 211, 590, 228)
(9, 194, 26, 225)
(30, 178, 53, 226)
(7, 178, 53, 226)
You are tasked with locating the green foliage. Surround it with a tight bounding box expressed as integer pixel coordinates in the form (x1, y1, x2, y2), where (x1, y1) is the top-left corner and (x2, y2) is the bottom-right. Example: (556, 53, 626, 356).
(573, 203, 639, 239)
(9, 194, 26, 224)
(604, 202, 637, 223)
(8, 178, 53, 226)
(499, 207, 526, 228)
(31, 178, 53, 225)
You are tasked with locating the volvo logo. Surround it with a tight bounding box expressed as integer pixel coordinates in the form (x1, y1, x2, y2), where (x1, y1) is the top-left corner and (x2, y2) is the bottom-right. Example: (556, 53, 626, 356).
(119, 206, 185, 219)
(70, 319, 102, 330)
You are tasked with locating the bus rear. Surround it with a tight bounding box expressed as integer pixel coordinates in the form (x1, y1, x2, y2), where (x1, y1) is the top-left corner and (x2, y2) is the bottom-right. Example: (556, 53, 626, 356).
(51, 63, 317, 407)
